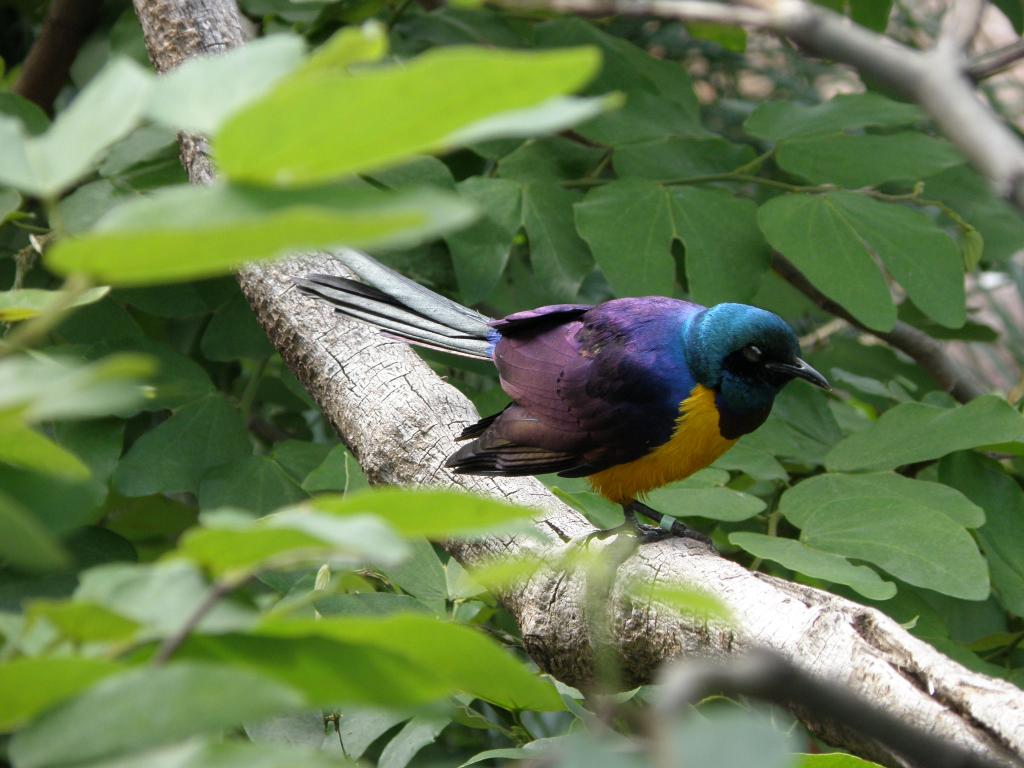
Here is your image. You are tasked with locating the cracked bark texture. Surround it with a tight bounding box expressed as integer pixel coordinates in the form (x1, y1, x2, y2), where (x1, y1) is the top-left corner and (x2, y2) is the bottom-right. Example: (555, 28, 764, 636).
(131, 2, 1024, 766)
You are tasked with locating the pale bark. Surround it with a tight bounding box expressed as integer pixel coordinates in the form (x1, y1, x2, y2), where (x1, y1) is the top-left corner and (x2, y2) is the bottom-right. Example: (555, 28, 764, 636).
(130, 2, 1024, 766)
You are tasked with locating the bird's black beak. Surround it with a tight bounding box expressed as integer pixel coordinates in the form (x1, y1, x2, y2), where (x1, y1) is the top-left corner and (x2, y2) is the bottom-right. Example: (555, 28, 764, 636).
(767, 358, 830, 390)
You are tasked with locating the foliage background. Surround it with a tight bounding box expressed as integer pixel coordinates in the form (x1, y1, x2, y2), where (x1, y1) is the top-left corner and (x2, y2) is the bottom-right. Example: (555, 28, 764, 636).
(1, 0, 1024, 766)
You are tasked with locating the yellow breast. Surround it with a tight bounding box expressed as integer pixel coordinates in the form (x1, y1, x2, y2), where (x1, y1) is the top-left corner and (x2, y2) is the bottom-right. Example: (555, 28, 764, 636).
(588, 384, 736, 504)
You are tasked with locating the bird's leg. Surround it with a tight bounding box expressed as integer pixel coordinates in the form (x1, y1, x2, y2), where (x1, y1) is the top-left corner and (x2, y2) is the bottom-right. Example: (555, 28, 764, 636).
(626, 501, 713, 546)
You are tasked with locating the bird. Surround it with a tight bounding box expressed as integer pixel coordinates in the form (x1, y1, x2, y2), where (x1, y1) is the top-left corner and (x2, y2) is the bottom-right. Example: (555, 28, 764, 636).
(296, 250, 829, 540)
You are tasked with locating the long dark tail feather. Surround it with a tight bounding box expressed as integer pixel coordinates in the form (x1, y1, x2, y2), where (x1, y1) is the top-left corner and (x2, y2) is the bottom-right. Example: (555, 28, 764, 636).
(295, 257, 495, 360)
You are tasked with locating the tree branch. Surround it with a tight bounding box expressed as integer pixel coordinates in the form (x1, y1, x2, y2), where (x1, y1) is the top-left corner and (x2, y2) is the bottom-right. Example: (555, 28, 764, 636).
(130, 2, 1024, 766)
(13, 0, 104, 114)
(771, 255, 990, 403)
(969, 39, 1024, 81)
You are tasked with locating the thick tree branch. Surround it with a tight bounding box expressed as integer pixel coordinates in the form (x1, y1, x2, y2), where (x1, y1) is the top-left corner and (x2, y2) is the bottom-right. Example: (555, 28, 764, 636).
(130, 2, 1024, 767)
(14, 0, 104, 114)
(772, 255, 990, 403)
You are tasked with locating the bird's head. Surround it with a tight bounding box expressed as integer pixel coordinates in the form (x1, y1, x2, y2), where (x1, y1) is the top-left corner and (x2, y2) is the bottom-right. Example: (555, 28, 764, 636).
(683, 303, 829, 434)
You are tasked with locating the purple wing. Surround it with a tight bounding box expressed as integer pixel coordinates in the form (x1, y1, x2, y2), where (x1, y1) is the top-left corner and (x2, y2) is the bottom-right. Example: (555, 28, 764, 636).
(445, 298, 703, 478)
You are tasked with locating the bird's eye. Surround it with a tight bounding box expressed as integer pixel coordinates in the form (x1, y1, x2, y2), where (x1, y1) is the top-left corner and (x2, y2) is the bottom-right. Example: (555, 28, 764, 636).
(742, 345, 763, 363)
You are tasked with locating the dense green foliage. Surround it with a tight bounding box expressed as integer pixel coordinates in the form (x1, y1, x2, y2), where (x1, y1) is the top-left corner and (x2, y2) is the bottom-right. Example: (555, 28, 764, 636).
(1, 0, 1024, 766)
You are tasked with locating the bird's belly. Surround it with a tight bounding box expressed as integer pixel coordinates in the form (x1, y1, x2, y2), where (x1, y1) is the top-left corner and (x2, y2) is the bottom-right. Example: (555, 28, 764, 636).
(588, 384, 736, 504)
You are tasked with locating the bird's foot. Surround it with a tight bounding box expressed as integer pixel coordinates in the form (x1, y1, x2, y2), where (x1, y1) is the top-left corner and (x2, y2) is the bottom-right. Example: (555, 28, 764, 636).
(627, 501, 714, 547)
(578, 503, 713, 548)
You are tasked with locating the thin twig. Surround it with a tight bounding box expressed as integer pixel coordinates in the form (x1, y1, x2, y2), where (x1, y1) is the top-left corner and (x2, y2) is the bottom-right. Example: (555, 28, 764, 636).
(151, 572, 253, 665)
(969, 38, 1024, 81)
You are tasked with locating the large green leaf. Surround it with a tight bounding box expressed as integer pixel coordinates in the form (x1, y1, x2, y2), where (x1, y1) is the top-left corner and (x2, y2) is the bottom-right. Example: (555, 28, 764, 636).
(758, 193, 895, 331)
(574, 182, 769, 302)
(445, 177, 522, 304)
(310, 488, 535, 539)
(824, 192, 964, 327)
(0, 491, 69, 572)
(574, 180, 675, 297)
(0, 58, 151, 197)
(644, 486, 766, 522)
(147, 34, 306, 134)
(521, 183, 593, 300)
(9, 663, 305, 768)
(612, 137, 754, 181)
(744, 93, 921, 141)
(197, 456, 308, 515)
(776, 133, 963, 187)
(46, 184, 476, 286)
(939, 452, 1024, 617)
(216, 46, 603, 185)
(826, 395, 1024, 471)
(258, 615, 565, 711)
(729, 532, 896, 600)
(113, 394, 252, 496)
(779, 472, 989, 599)
(0, 415, 90, 480)
(0, 658, 121, 731)
(180, 509, 408, 575)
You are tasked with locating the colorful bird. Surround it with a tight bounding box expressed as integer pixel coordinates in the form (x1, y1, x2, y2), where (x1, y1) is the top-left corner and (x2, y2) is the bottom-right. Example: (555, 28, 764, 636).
(297, 251, 828, 538)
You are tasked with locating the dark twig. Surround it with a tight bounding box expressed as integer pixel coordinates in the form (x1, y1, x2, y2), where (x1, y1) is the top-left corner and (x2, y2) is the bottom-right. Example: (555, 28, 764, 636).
(151, 572, 253, 665)
(13, 0, 104, 114)
(969, 39, 1024, 81)
(771, 255, 989, 403)
(656, 648, 1016, 768)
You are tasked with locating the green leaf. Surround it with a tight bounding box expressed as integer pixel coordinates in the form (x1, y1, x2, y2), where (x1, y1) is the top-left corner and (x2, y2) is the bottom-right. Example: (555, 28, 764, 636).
(446, 177, 522, 304)
(46, 184, 476, 286)
(0, 92, 49, 135)
(939, 452, 1024, 617)
(0, 491, 69, 572)
(216, 46, 602, 185)
(199, 291, 274, 361)
(380, 538, 448, 614)
(712, 441, 788, 481)
(0, 415, 91, 480)
(0, 187, 21, 222)
(849, 0, 894, 30)
(826, 395, 1024, 471)
(0, 353, 153, 422)
(259, 615, 565, 711)
(311, 488, 534, 538)
(744, 92, 921, 141)
(627, 580, 733, 621)
(76, 560, 256, 636)
(0, 286, 110, 322)
(300, 21, 388, 74)
(521, 183, 593, 300)
(729, 532, 896, 600)
(0, 58, 152, 197)
(797, 754, 885, 768)
(113, 394, 252, 496)
(779, 472, 989, 599)
(574, 180, 674, 297)
(644, 485, 766, 522)
(776, 133, 962, 187)
(197, 456, 308, 515)
(9, 663, 305, 768)
(147, 34, 306, 133)
(920, 164, 1024, 263)
(181, 509, 407, 575)
(340, 708, 411, 759)
(672, 187, 771, 305)
(821, 192, 964, 328)
(27, 600, 140, 643)
(758, 193, 895, 330)
(0, 657, 121, 731)
(611, 137, 754, 181)
(379, 716, 450, 768)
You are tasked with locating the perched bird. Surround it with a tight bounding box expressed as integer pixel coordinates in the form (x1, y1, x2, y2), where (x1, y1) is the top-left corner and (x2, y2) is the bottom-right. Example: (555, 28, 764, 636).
(297, 251, 828, 538)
